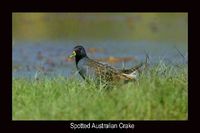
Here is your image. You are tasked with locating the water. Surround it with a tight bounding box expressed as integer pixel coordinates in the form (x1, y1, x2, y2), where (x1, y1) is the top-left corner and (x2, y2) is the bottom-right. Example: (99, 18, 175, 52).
(12, 40, 187, 78)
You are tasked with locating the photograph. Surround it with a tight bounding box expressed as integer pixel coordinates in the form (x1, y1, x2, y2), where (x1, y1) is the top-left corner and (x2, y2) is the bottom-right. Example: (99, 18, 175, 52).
(12, 13, 188, 121)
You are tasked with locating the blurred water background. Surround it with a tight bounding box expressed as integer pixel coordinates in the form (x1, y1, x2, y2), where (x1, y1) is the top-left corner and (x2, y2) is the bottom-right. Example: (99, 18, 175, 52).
(12, 13, 188, 78)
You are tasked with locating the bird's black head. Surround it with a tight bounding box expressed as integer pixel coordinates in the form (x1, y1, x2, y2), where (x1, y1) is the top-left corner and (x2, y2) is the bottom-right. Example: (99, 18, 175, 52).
(69, 45, 88, 64)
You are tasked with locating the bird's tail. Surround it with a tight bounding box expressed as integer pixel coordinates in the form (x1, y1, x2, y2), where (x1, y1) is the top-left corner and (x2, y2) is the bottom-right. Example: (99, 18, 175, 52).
(121, 52, 149, 74)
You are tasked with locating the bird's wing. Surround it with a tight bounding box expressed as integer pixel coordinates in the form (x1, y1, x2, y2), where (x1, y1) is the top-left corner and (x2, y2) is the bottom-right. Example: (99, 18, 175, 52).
(86, 58, 118, 73)
(86, 58, 138, 82)
(85, 59, 125, 81)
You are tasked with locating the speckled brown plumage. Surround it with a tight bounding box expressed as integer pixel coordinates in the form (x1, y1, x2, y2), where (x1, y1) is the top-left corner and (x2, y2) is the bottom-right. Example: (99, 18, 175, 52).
(69, 45, 148, 85)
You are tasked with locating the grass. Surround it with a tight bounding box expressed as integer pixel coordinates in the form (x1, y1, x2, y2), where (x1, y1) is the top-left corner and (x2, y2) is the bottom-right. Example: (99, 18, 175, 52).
(12, 63, 188, 120)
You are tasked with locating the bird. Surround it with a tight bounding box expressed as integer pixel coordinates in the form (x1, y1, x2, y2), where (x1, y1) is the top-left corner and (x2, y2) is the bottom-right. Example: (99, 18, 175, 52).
(69, 45, 148, 85)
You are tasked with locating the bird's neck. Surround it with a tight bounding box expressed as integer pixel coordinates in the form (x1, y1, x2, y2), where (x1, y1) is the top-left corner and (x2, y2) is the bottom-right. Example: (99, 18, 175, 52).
(75, 55, 88, 65)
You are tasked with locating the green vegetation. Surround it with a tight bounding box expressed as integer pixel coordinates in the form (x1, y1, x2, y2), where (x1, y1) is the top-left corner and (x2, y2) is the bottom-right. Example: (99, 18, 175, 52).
(12, 13, 187, 43)
(12, 63, 188, 120)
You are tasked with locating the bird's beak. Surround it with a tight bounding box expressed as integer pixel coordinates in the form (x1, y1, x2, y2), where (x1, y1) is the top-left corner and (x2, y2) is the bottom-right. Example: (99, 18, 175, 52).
(69, 51, 76, 58)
